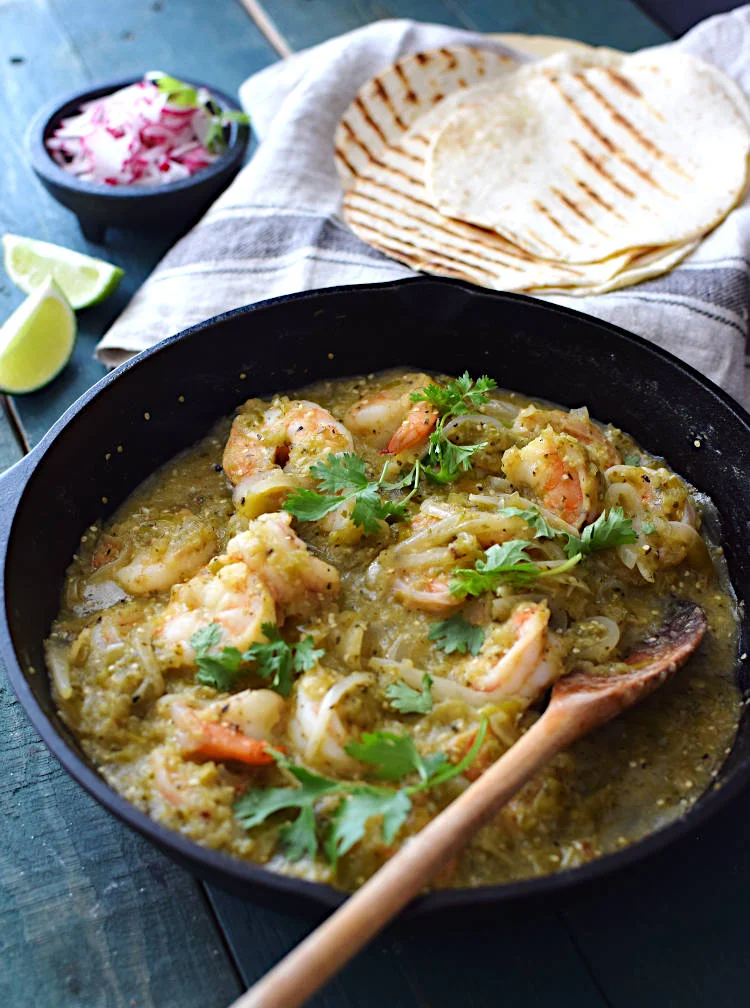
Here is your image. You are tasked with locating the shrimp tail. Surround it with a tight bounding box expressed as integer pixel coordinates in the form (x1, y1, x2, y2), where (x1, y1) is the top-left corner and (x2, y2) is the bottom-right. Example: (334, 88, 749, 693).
(177, 709, 278, 766)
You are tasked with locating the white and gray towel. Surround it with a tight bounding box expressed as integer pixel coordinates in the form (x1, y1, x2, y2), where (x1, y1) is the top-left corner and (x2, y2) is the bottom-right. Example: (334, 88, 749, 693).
(97, 8, 750, 410)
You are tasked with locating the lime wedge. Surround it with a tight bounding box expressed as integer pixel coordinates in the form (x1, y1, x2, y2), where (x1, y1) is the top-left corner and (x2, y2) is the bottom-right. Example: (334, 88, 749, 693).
(0, 278, 76, 393)
(2, 233, 124, 310)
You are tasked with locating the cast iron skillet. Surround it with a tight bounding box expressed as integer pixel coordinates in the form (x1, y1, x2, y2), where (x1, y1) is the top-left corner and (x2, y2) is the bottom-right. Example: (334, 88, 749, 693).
(2, 277, 749, 920)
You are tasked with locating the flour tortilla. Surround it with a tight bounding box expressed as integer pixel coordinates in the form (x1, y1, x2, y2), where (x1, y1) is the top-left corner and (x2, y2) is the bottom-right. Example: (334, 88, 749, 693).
(337, 46, 651, 292)
(428, 49, 750, 264)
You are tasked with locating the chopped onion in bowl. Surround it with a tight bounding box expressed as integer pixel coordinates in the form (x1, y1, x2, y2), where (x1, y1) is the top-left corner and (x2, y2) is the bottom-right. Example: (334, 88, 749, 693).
(45, 72, 248, 187)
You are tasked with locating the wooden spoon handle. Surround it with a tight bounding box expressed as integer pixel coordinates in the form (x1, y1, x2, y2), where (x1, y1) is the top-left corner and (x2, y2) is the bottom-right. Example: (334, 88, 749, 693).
(230, 709, 572, 1008)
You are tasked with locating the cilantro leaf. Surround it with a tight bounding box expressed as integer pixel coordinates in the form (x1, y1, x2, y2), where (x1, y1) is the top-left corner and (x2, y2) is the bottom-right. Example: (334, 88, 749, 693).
(623, 454, 641, 466)
(245, 623, 323, 697)
(283, 487, 343, 522)
(641, 519, 656, 535)
(234, 764, 338, 829)
(413, 720, 488, 791)
(386, 674, 434, 714)
(498, 505, 557, 540)
(191, 624, 245, 690)
(148, 71, 199, 107)
(285, 453, 405, 534)
(564, 507, 637, 558)
(411, 372, 497, 417)
(450, 540, 541, 597)
(326, 787, 411, 864)
(345, 731, 425, 781)
(424, 436, 487, 484)
(428, 614, 485, 656)
(278, 803, 318, 861)
(310, 453, 369, 495)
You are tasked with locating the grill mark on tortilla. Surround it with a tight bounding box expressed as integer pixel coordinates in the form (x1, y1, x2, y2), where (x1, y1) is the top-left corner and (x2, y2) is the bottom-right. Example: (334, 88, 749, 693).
(568, 174, 627, 221)
(532, 201, 581, 244)
(603, 68, 665, 120)
(372, 78, 408, 132)
(334, 146, 357, 177)
(549, 185, 610, 236)
(415, 52, 430, 65)
(570, 140, 636, 198)
(440, 48, 458, 70)
(549, 76, 674, 195)
(411, 134, 429, 145)
(573, 73, 690, 178)
(353, 97, 387, 145)
(457, 78, 467, 88)
(350, 218, 501, 280)
(345, 192, 530, 273)
(522, 227, 561, 257)
(340, 121, 386, 168)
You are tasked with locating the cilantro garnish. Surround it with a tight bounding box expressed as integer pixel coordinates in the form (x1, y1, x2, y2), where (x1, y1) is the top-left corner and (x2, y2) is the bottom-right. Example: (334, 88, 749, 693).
(450, 541, 581, 598)
(147, 72, 250, 153)
(410, 372, 497, 485)
(191, 623, 322, 697)
(283, 453, 406, 534)
(234, 721, 487, 865)
(498, 505, 558, 540)
(385, 673, 434, 714)
(563, 507, 637, 559)
(428, 613, 485, 655)
(623, 454, 641, 466)
(641, 519, 656, 535)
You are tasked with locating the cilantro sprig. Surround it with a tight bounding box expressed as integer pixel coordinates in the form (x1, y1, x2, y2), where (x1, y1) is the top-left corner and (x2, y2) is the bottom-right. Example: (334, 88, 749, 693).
(283, 453, 406, 534)
(562, 507, 637, 559)
(191, 622, 323, 697)
(234, 722, 487, 865)
(428, 613, 485, 655)
(411, 372, 498, 484)
(450, 540, 581, 598)
(386, 673, 434, 714)
(147, 71, 250, 153)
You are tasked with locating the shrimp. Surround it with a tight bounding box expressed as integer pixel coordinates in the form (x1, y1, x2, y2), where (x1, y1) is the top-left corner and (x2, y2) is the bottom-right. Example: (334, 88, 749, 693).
(90, 510, 216, 595)
(502, 428, 602, 529)
(287, 669, 372, 775)
(153, 512, 339, 668)
(223, 398, 353, 517)
(345, 372, 438, 455)
(460, 602, 563, 702)
(514, 405, 621, 469)
(171, 704, 276, 765)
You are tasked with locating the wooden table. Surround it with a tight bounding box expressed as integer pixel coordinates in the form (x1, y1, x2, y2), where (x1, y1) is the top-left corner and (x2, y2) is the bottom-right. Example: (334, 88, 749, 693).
(2, 3, 749, 1006)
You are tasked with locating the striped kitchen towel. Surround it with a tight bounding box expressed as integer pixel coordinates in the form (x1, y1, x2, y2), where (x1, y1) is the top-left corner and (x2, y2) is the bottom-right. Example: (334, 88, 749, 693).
(97, 9, 750, 409)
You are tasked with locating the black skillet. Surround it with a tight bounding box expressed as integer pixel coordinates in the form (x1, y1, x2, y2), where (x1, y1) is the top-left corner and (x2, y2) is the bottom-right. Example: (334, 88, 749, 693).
(2, 277, 749, 920)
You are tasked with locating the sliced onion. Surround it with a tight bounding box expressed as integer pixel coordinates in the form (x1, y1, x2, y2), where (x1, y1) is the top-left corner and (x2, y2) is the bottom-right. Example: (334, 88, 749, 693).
(46, 77, 221, 186)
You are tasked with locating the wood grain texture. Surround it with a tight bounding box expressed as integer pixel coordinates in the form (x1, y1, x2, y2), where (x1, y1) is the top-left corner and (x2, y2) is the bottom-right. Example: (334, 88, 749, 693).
(0, 1, 277, 1005)
(253, 0, 669, 52)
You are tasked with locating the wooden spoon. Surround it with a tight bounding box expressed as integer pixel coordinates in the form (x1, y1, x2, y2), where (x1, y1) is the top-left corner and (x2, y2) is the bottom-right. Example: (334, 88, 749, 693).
(231, 600, 707, 1008)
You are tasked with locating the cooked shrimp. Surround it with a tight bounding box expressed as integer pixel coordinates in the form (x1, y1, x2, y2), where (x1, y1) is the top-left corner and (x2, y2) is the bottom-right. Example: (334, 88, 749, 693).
(502, 428, 602, 529)
(514, 405, 620, 469)
(225, 512, 340, 618)
(288, 669, 371, 775)
(461, 602, 563, 702)
(223, 398, 353, 517)
(345, 372, 438, 455)
(153, 512, 339, 668)
(171, 703, 276, 765)
(115, 511, 216, 595)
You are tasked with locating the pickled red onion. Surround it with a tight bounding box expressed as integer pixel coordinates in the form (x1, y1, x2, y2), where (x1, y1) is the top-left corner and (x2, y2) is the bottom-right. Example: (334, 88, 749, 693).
(46, 78, 223, 186)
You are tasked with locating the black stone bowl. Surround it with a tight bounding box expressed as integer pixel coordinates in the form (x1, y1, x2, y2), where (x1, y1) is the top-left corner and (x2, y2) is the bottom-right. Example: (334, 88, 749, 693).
(1, 278, 749, 922)
(26, 76, 250, 243)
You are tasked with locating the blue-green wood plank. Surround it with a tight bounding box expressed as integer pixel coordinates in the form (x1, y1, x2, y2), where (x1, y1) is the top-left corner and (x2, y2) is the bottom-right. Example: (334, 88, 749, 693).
(255, 0, 668, 52)
(0, 665, 243, 1008)
(0, 1, 278, 1005)
(559, 792, 750, 1008)
(449, 0, 669, 47)
(1, 0, 278, 450)
(207, 889, 608, 1007)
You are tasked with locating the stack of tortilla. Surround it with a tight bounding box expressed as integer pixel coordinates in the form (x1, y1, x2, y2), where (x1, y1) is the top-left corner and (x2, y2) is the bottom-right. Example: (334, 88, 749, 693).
(334, 44, 750, 295)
